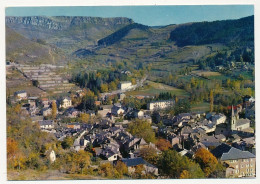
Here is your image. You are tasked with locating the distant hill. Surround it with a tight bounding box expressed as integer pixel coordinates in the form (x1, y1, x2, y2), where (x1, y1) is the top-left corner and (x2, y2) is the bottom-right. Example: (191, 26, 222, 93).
(98, 23, 150, 46)
(6, 26, 65, 64)
(169, 16, 254, 47)
(6, 16, 134, 52)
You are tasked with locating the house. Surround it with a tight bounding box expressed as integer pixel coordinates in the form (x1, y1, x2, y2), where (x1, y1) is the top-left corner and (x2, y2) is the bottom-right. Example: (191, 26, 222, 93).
(59, 97, 72, 109)
(147, 100, 174, 110)
(211, 143, 256, 178)
(45, 150, 56, 163)
(230, 106, 253, 135)
(140, 115, 152, 124)
(14, 90, 27, 100)
(134, 110, 144, 118)
(119, 81, 132, 90)
(28, 97, 38, 107)
(42, 107, 52, 117)
(111, 103, 125, 116)
(94, 101, 101, 106)
(199, 135, 222, 148)
(121, 157, 158, 176)
(66, 107, 80, 118)
(232, 137, 255, 153)
(86, 110, 95, 117)
(98, 105, 113, 118)
(99, 140, 122, 161)
(41, 98, 50, 108)
(38, 120, 54, 129)
(211, 113, 227, 125)
(67, 122, 81, 130)
(118, 93, 126, 101)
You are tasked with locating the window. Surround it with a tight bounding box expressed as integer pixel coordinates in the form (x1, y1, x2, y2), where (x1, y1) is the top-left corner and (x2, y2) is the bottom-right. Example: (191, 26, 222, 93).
(247, 169, 249, 172)
(246, 164, 249, 167)
(236, 165, 238, 169)
(250, 164, 253, 167)
(241, 165, 244, 168)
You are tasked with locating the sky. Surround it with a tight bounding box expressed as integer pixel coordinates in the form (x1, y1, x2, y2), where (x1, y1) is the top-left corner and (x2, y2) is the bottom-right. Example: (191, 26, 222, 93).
(5, 5, 254, 26)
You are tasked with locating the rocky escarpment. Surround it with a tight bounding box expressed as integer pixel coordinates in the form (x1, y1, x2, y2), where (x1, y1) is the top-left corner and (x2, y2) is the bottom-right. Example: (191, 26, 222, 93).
(6, 16, 67, 30)
(6, 16, 134, 30)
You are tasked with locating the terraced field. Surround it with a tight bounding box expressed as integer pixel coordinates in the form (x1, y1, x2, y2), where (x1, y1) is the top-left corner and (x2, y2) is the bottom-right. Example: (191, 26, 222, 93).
(14, 64, 76, 94)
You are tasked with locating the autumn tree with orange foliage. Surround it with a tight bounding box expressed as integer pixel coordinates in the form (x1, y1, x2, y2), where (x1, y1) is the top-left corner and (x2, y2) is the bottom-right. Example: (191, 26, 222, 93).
(194, 148, 218, 177)
(179, 170, 190, 179)
(156, 138, 172, 151)
(7, 138, 25, 170)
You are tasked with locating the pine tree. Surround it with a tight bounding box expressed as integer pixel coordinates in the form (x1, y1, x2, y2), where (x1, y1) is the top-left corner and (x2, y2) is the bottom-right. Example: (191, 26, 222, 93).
(210, 90, 214, 112)
(51, 100, 57, 119)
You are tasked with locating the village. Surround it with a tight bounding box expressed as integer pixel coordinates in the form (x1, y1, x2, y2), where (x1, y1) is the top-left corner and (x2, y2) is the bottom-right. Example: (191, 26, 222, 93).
(11, 80, 256, 178)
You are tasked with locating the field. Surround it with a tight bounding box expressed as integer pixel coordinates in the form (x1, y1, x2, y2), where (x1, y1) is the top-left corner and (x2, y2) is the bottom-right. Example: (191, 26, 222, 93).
(6, 68, 43, 97)
(191, 102, 210, 112)
(191, 70, 221, 77)
(126, 80, 189, 98)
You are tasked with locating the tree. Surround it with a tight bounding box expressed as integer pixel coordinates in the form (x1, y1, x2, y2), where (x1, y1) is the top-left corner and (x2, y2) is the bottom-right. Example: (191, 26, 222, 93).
(179, 170, 190, 179)
(75, 150, 91, 174)
(80, 113, 90, 123)
(127, 119, 156, 143)
(115, 161, 128, 177)
(156, 138, 172, 151)
(139, 147, 158, 165)
(32, 80, 39, 87)
(51, 100, 57, 119)
(158, 150, 204, 178)
(194, 148, 218, 177)
(108, 81, 117, 91)
(13, 104, 21, 114)
(131, 78, 137, 85)
(100, 83, 108, 92)
(173, 99, 191, 115)
(134, 164, 144, 178)
(210, 90, 214, 112)
(61, 136, 74, 149)
(100, 162, 113, 177)
(151, 111, 160, 124)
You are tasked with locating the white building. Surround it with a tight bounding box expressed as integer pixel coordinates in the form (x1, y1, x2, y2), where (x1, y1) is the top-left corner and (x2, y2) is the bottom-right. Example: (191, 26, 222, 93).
(111, 103, 125, 116)
(59, 97, 72, 109)
(49, 150, 56, 163)
(14, 90, 27, 100)
(119, 81, 132, 90)
(147, 100, 174, 110)
(212, 114, 227, 125)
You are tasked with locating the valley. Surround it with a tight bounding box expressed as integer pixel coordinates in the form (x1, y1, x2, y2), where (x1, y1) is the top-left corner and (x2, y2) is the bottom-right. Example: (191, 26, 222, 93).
(6, 14, 255, 180)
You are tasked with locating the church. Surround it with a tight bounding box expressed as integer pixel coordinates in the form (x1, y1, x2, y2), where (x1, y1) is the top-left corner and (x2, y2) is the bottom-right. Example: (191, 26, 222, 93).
(230, 106, 254, 136)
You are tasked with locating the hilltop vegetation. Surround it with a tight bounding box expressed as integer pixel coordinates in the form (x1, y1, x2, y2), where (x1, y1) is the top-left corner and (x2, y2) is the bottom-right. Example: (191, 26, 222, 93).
(170, 16, 254, 47)
(98, 23, 150, 46)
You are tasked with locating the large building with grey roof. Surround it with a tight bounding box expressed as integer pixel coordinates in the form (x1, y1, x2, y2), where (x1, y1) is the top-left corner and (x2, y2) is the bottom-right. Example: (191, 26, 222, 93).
(211, 143, 255, 178)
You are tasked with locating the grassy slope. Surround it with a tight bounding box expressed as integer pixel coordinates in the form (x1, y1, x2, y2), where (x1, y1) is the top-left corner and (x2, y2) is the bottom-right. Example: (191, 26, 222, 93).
(6, 26, 65, 65)
(126, 80, 189, 98)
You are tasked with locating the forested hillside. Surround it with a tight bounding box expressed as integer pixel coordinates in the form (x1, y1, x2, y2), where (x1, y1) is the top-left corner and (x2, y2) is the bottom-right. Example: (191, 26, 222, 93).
(169, 16, 254, 47)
